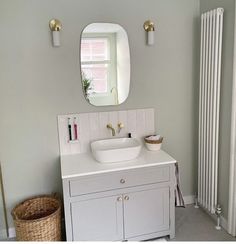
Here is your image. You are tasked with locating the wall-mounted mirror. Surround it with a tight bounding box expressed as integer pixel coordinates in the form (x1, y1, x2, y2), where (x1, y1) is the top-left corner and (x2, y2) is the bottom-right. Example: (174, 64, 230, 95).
(80, 23, 130, 106)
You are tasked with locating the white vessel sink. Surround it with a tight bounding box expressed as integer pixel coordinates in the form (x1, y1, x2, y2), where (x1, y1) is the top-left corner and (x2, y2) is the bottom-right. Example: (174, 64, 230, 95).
(91, 138, 142, 163)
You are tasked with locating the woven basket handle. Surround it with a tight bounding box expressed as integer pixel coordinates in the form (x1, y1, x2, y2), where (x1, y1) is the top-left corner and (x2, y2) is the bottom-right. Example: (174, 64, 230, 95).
(52, 192, 61, 200)
(11, 209, 19, 220)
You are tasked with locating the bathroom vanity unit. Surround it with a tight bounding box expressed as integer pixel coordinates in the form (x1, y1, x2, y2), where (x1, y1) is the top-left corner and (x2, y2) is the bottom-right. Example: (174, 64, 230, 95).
(60, 149, 176, 241)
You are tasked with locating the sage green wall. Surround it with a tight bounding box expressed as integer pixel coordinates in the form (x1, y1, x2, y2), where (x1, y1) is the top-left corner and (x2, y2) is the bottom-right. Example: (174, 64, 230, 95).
(0, 0, 199, 229)
(200, 0, 235, 220)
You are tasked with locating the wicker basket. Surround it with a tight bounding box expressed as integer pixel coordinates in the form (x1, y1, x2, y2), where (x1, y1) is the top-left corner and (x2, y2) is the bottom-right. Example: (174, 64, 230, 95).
(11, 195, 61, 241)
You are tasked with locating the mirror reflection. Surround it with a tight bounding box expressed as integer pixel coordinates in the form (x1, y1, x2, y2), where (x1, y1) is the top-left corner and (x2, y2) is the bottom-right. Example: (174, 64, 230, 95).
(80, 23, 130, 106)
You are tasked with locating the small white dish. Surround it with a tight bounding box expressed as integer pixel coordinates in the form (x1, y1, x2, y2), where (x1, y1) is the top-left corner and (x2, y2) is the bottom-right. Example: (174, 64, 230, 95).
(144, 135, 163, 151)
(145, 142, 162, 151)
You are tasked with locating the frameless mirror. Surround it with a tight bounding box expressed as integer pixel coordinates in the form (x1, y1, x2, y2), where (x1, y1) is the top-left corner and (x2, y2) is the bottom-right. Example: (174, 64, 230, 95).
(80, 23, 130, 106)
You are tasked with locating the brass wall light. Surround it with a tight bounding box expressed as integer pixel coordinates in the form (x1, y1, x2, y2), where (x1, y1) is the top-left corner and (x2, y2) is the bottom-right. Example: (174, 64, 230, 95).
(143, 20, 155, 46)
(49, 19, 62, 47)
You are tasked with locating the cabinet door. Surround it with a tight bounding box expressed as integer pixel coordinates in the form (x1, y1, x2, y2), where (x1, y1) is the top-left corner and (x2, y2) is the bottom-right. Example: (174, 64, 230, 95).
(71, 194, 124, 241)
(123, 186, 169, 239)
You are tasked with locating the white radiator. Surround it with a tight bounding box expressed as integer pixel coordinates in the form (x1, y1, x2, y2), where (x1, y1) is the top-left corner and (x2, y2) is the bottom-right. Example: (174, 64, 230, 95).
(198, 8, 224, 214)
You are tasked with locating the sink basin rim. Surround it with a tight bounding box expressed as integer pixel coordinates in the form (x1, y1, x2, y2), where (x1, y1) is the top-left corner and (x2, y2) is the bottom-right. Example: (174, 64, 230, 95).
(91, 138, 141, 151)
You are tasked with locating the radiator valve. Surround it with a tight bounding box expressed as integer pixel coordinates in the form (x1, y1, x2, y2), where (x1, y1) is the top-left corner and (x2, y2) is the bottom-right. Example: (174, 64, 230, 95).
(194, 192, 199, 208)
(215, 204, 222, 230)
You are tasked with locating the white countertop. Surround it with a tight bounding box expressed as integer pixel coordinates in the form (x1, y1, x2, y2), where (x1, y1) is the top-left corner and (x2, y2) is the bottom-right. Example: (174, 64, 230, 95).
(60, 148, 176, 179)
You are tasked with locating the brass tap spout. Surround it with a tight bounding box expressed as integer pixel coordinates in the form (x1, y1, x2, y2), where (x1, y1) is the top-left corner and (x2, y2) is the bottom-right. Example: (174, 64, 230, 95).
(107, 123, 116, 136)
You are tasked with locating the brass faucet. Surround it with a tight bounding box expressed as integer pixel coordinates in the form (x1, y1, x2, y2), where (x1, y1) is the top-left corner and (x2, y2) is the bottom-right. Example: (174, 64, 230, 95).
(107, 123, 116, 136)
(117, 122, 124, 133)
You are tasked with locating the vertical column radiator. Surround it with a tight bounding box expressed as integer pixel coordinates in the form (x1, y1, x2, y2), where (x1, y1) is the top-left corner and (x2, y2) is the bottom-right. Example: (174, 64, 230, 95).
(198, 8, 224, 214)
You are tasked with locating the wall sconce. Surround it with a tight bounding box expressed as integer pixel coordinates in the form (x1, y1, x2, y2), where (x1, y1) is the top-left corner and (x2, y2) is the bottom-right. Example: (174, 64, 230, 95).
(49, 19, 62, 47)
(143, 20, 155, 46)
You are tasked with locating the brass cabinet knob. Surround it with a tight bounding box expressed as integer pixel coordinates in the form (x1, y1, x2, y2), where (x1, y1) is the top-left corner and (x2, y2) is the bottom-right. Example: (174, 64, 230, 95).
(120, 179, 125, 184)
(124, 196, 129, 201)
(117, 196, 122, 202)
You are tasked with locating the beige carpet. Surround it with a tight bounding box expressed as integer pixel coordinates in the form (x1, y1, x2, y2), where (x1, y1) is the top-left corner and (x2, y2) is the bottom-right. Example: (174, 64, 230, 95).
(172, 204, 236, 241)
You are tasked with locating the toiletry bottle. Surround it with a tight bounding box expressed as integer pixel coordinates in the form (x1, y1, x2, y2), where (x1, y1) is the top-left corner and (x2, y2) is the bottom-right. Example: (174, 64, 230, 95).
(68, 118, 72, 141)
(74, 117, 78, 140)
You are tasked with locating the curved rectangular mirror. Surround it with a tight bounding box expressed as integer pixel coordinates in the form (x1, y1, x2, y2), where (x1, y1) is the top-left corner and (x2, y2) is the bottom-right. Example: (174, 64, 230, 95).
(80, 23, 130, 106)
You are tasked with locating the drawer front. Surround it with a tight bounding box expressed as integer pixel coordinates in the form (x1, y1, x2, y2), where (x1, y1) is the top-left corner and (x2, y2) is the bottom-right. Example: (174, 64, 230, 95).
(70, 165, 170, 197)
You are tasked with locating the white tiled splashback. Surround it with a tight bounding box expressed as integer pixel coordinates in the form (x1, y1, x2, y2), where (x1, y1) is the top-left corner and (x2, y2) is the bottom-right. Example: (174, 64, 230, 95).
(57, 108, 155, 155)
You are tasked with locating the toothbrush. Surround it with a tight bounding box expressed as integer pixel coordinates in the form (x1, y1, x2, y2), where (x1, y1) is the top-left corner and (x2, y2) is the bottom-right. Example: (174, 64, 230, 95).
(68, 118, 72, 141)
(74, 117, 78, 140)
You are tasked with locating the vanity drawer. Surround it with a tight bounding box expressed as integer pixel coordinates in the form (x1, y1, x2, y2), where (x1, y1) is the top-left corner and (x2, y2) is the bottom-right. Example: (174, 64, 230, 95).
(69, 165, 170, 197)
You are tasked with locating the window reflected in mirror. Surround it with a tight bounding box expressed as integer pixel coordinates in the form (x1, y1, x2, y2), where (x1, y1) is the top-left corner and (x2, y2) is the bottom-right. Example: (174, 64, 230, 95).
(80, 23, 130, 106)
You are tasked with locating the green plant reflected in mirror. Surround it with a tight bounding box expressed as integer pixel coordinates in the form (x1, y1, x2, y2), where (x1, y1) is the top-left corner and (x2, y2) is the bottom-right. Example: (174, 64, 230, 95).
(80, 23, 130, 106)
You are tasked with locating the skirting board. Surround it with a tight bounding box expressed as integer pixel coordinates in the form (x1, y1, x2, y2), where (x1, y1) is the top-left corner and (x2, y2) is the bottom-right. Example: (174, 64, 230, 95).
(8, 227, 15, 239)
(220, 216, 228, 231)
(183, 195, 195, 205)
(1, 227, 15, 239)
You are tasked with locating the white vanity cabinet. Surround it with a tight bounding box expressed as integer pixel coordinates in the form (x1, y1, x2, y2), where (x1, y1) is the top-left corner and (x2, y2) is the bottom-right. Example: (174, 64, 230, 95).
(123, 185, 170, 239)
(61, 150, 176, 241)
(71, 193, 124, 241)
